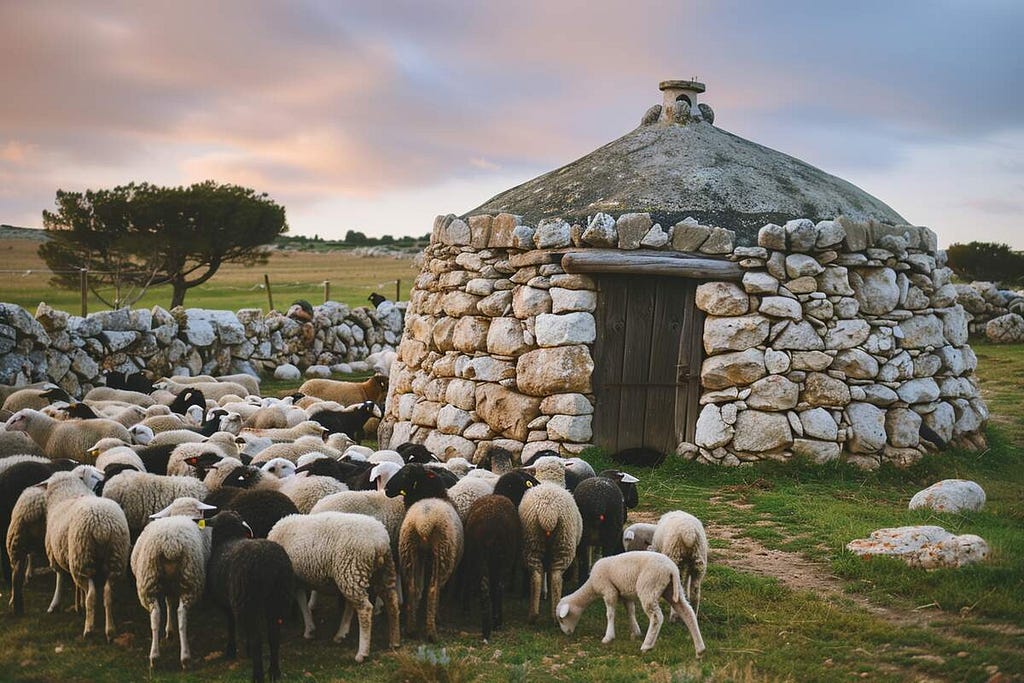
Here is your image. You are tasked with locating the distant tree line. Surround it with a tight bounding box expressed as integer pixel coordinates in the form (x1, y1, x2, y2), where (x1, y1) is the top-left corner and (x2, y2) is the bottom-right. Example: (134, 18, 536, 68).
(946, 242, 1024, 287)
(276, 230, 431, 248)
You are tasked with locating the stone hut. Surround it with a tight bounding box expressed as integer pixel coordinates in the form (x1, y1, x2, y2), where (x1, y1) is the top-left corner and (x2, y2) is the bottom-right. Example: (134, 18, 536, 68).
(380, 80, 988, 468)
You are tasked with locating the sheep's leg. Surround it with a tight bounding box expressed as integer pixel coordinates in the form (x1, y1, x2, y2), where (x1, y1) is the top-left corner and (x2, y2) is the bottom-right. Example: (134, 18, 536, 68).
(103, 578, 116, 642)
(223, 606, 238, 659)
(307, 589, 320, 612)
(548, 570, 565, 624)
(601, 596, 617, 644)
(690, 575, 702, 619)
(626, 600, 642, 638)
(46, 570, 64, 614)
(268, 604, 283, 682)
(336, 601, 354, 641)
(164, 597, 176, 639)
(295, 588, 315, 639)
(148, 602, 162, 667)
(425, 559, 442, 642)
(527, 568, 543, 623)
(10, 556, 27, 615)
(403, 563, 422, 638)
(178, 600, 191, 669)
(639, 598, 664, 652)
(384, 583, 401, 649)
(353, 596, 374, 662)
(670, 596, 706, 657)
(83, 578, 97, 638)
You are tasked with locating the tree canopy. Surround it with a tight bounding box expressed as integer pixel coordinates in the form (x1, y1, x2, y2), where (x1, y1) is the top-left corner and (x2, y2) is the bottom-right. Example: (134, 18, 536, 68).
(39, 181, 287, 308)
(946, 241, 1024, 287)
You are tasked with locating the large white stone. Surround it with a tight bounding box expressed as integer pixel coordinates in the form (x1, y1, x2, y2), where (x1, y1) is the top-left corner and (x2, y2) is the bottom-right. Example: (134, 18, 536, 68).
(832, 348, 879, 379)
(845, 402, 887, 453)
(732, 410, 793, 452)
(785, 219, 817, 252)
(486, 317, 529, 357)
(424, 431, 476, 461)
(764, 348, 790, 374)
(695, 404, 734, 449)
(846, 526, 989, 569)
(742, 271, 778, 295)
(475, 383, 542, 441)
(898, 314, 945, 349)
(547, 415, 593, 442)
(462, 357, 516, 382)
(785, 254, 824, 278)
(824, 320, 871, 350)
(550, 287, 597, 313)
(582, 213, 617, 247)
(452, 316, 490, 353)
(940, 306, 969, 346)
(695, 282, 749, 316)
(533, 218, 572, 249)
(516, 345, 593, 396)
(924, 401, 956, 443)
(792, 439, 841, 463)
(512, 286, 552, 317)
(535, 312, 596, 347)
(436, 405, 473, 435)
(849, 267, 899, 315)
(703, 315, 770, 354)
(897, 378, 940, 404)
(885, 408, 921, 448)
(540, 393, 594, 416)
(444, 378, 477, 411)
(745, 375, 799, 410)
(799, 408, 838, 441)
(616, 213, 653, 250)
(909, 480, 986, 513)
(772, 321, 824, 350)
(802, 372, 852, 407)
(273, 363, 301, 380)
(700, 348, 766, 390)
(816, 266, 855, 296)
(759, 296, 803, 320)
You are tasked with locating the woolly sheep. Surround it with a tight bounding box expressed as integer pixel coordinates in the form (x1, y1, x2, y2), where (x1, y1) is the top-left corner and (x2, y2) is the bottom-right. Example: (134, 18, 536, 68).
(101, 469, 209, 540)
(216, 488, 300, 539)
(268, 512, 400, 662)
(651, 511, 708, 617)
(249, 434, 343, 465)
(6, 484, 46, 614)
(207, 510, 294, 683)
(162, 373, 261, 397)
(0, 431, 45, 458)
(5, 409, 132, 459)
(556, 551, 705, 655)
(526, 454, 569, 487)
(308, 401, 382, 443)
(518, 480, 583, 623)
(564, 457, 597, 492)
(259, 458, 349, 513)
(83, 386, 157, 406)
(623, 523, 657, 552)
(447, 475, 495, 523)
(310, 490, 406, 548)
(573, 476, 626, 585)
(131, 496, 216, 669)
(240, 421, 327, 442)
(492, 469, 540, 507)
(297, 375, 388, 407)
(92, 444, 147, 473)
(44, 467, 131, 640)
(0, 454, 51, 476)
(159, 379, 252, 401)
(463, 494, 520, 641)
(1, 384, 66, 414)
(167, 441, 229, 477)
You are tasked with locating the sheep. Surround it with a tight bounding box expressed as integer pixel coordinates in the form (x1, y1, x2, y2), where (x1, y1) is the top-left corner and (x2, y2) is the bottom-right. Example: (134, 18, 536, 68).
(131, 496, 216, 669)
(651, 511, 708, 617)
(268, 512, 400, 662)
(0, 431, 45, 458)
(5, 409, 132, 459)
(310, 490, 406, 550)
(368, 449, 404, 466)
(573, 476, 626, 585)
(166, 441, 232, 478)
(249, 434, 343, 466)
(83, 386, 158, 407)
(443, 457, 476, 478)
(492, 469, 541, 506)
(240, 421, 327, 443)
(2, 385, 69, 414)
(518, 479, 583, 623)
(308, 400, 382, 443)
(384, 463, 464, 641)
(396, 442, 441, 464)
(215, 488, 300, 539)
(475, 446, 514, 474)
(600, 469, 640, 520)
(90, 442, 147, 473)
(556, 551, 705, 655)
(298, 374, 388, 407)
(164, 373, 261, 397)
(167, 387, 207, 416)
(6, 485, 47, 614)
(259, 458, 349, 513)
(100, 470, 210, 540)
(447, 475, 495, 523)
(565, 457, 597, 492)
(206, 510, 294, 682)
(0, 454, 52, 476)
(43, 467, 131, 639)
(623, 523, 657, 552)
(525, 454, 569, 487)
(0, 381, 61, 409)
(159, 379, 252, 401)
(463, 494, 520, 641)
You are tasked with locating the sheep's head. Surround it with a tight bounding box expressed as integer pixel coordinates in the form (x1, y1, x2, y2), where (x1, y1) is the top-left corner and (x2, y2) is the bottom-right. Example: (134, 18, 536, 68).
(493, 470, 540, 507)
(556, 599, 584, 635)
(384, 463, 452, 505)
(208, 510, 253, 543)
(130, 424, 155, 445)
(261, 457, 296, 479)
(3, 409, 33, 432)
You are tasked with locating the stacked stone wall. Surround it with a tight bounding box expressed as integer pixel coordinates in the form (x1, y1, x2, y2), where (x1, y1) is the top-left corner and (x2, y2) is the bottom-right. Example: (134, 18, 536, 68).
(0, 300, 404, 395)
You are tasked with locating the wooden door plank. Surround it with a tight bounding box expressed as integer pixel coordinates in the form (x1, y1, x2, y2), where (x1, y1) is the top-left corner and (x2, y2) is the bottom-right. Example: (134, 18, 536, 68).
(618, 277, 657, 450)
(592, 277, 628, 454)
(647, 279, 687, 453)
(677, 281, 705, 443)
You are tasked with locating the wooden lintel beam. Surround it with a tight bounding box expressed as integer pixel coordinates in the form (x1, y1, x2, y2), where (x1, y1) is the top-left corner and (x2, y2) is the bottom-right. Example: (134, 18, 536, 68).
(561, 251, 743, 280)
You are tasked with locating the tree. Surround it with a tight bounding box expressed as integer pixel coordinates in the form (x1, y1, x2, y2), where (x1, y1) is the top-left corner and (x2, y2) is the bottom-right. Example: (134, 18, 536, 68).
(946, 241, 1024, 286)
(343, 229, 368, 245)
(39, 181, 288, 308)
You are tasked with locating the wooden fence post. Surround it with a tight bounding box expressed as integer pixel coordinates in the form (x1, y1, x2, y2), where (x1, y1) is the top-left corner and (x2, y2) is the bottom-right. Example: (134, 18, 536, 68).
(264, 274, 274, 312)
(323, 280, 330, 303)
(395, 279, 401, 302)
(79, 268, 88, 317)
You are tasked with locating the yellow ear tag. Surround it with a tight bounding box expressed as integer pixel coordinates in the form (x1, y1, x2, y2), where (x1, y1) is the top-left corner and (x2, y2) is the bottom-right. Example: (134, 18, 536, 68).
(197, 519, 206, 529)
(399, 490, 406, 496)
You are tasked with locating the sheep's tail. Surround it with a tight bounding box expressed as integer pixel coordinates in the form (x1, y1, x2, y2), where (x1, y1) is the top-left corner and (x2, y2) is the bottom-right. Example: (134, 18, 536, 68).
(536, 505, 559, 535)
(669, 567, 684, 605)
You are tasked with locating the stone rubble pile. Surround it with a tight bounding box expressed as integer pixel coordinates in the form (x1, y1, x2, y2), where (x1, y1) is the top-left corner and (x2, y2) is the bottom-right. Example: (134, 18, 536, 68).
(692, 218, 987, 468)
(0, 300, 405, 395)
(846, 525, 989, 569)
(952, 280, 1024, 341)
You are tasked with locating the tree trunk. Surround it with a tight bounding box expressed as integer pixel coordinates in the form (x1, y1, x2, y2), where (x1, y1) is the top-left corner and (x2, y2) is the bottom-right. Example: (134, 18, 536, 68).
(170, 280, 188, 308)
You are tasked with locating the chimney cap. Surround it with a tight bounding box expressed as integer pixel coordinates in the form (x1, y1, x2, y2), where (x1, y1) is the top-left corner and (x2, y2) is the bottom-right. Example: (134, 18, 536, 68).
(659, 79, 705, 93)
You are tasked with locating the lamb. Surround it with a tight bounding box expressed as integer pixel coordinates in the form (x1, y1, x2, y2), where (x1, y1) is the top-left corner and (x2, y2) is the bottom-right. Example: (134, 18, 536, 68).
(268, 512, 400, 662)
(308, 400, 382, 443)
(573, 475, 626, 585)
(100, 469, 210, 540)
(384, 463, 464, 641)
(207, 510, 294, 682)
(623, 523, 657, 552)
(651, 511, 708, 617)
(43, 467, 131, 639)
(463, 494, 521, 641)
(297, 374, 388, 406)
(518, 478, 583, 623)
(556, 551, 705, 655)
(5, 408, 132, 459)
(131, 496, 216, 669)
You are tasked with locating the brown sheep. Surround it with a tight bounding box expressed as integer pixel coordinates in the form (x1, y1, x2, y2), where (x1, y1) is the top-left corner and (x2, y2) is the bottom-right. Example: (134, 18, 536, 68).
(297, 375, 388, 407)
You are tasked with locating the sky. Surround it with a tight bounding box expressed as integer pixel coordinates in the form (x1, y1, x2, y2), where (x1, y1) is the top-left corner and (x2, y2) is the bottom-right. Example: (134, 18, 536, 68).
(1, 1, 1022, 248)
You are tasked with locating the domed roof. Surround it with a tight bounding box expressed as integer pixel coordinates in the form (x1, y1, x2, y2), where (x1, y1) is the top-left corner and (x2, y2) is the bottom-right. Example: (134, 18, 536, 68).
(465, 80, 907, 246)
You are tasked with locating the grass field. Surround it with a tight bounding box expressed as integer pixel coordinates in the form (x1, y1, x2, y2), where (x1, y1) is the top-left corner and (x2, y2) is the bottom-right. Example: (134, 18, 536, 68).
(0, 238, 420, 313)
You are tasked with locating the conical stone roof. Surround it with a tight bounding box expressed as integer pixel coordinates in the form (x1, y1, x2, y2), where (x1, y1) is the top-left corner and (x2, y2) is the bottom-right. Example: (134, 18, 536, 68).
(466, 80, 907, 246)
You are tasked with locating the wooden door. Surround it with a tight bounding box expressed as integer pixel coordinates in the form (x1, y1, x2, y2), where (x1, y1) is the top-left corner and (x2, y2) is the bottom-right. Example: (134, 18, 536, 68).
(591, 276, 704, 455)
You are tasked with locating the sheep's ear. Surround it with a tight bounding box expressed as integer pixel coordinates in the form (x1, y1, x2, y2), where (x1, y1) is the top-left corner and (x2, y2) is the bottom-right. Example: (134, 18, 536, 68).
(150, 503, 175, 519)
(624, 530, 635, 542)
(620, 473, 640, 484)
(242, 521, 254, 539)
(196, 502, 217, 511)
(557, 603, 571, 620)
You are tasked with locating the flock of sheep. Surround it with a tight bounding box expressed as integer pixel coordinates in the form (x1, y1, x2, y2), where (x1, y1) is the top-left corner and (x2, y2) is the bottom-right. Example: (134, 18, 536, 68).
(0, 370, 708, 681)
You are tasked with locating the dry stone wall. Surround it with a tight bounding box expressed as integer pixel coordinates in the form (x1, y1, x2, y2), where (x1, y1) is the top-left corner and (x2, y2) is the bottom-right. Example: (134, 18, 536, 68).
(0, 300, 404, 395)
(692, 219, 987, 468)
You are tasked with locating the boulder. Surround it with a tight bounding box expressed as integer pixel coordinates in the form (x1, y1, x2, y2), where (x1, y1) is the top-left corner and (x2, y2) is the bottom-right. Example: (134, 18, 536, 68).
(772, 321, 824, 350)
(273, 363, 301, 381)
(516, 345, 593, 396)
(695, 404, 734, 449)
(731, 410, 792, 452)
(802, 372, 852, 407)
(703, 315, 770, 354)
(700, 349, 766, 390)
(845, 402, 887, 453)
(671, 220, 710, 251)
(695, 282, 749, 316)
(533, 218, 572, 249)
(885, 408, 922, 448)
(849, 267, 899, 315)
(582, 213, 618, 247)
(475, 383, 542, 441)
(616, 213, 653, 250)
(745, 375, 799, 410)
(846, 526, 989, 569)
(547, 415, 593, 442)
(909, 479, 986, 513)
(831, 348, 879, 379)
(535, 312, 596, 347)
(985, 313, 1024, 344)
(785, 254, 824, 278)
(898, 314, 945, 349)
(824, 319, 871, 350)
(800, 407, 839, 441)
(759, 296, 803, 321)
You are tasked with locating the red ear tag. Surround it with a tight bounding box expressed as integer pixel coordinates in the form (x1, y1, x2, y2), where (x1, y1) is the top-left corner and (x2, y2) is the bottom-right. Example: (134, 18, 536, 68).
(599, 514, 605, 522)
(426, 472, 436, 479)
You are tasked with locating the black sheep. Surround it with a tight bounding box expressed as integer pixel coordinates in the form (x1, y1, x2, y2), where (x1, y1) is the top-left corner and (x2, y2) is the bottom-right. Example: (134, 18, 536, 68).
(368, 292, 387, 308)
(38, 385, 72, 403)
(63, 402, 99, 419)
(475, 446, 514, 474)
(168, 388, 206, 416)
(207, 510, 295, 683)
(599, 469, 640, 519)
(492, 469, 540, 507)
(221, 489, 299, 539)
(308, 401, 381, 443)
(395, 442, 440, 464)
(0, 458, 78, 584)
(463, 495, 521, 641)
(572, 476, 626, 586)
(383, 463, 453, 507)
(134, 443, 178, 476)
(610, 446, 667, 468)
(124, 372, 155, 395)
(293, 457, 373, 490)
(103, 370, 128, 390)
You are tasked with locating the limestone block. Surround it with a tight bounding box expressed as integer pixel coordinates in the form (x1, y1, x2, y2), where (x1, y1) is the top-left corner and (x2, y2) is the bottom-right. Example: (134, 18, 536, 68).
(832, 348, 879, 379)
(444, 219, 471, 246)
(898, 314, 945, 349)
(886, 407, 922, 448)
(878, 350, 914, 383)
(273, 363, 301, 381)
(816, 266, 855, 296)
(671, 220, 710, 251)
(512, 286, 552, 318)
(732, 410, 792, 452)
(511, 225, 536, 249)
(784, 219, 817, 252)
(703, 315, 770, 354)
(924, 401, 955, 443)
(477, 290, 513, 317)
(468, 214, 492, 249)
(792, 439, 841, 463)
(550, 287, 597, 313)
(452, 316, 490, 353)
(695, 282, 749, 316)
(444, 378, 477, 411)
(772, 321, 824, 350)
(535, 312, 596, 347)
(799, 407, 838, 440)
(699, 227, 734, 254)
(846, 526, 988, 569)
(897, 378, 940, 404)
(462, 357, 516, 382)
(845, 402, 887, 453)
(757, 223, 786, 250)
(442, 291, 481, 317)
(184, 319, 215, 347)
(742, 271, 778, 295)
(700, 348, 766, 390)
(437, 405, 474, 435)
(913, 353, 942, 378)
(486, 317, 530, 357)
(909, 479, 986, 513)
(801, 372, 852, 407)
(640, 224, 670, 248)
(540, 393, 593, 416)
(411, 400, 442, 427)
(465, 278, 495, 297)
(790, 350, 832, 372)
(695, 404, 734, 449)
(939, 306, 969, 346)
(475, 382, 542, 441)
(516, 345, 593, 396)
(616, 213, 653, 250)
(534, 218, 572, 249)
(431, 317, 458, 352)
(785, 254, 824, 278)
(424, 431, 476, 461)
(815, 220, 846, 248)
(759, 296, 803, 321)
(934, 346, 967, 375)
(488, 213, 521, 249)
(849, 267, 899, 315)
(547, 415, 592, 442)
(803, 299, 833, 320)
(745, 375, 799, 410)
(304, 364, 331, 378)
(582, 213, 618, 248)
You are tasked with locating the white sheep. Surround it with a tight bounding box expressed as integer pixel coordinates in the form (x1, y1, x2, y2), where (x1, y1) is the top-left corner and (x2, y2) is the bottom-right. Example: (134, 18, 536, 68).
(258, 457, 349, 513)
(5, 408, 132, 459)
(82, 387, 157, 406)
(623, 522, 657, 551)
(239, 421, 327, 443)
(519, 480, 583, 623)
(130, 496, 217, 669)
(268, 512, 400, 662)
(43, 467, 131, 640)
(6, 485, 47, 614)
(556, 551, 706, 655)
(0, 431, 46, 458)
(101, 470, 209, 540)
(249, 434, 343, 465)
(447, 475, 495, 523)
(527, 455, 570, 487)
(651, 511, 708, 616)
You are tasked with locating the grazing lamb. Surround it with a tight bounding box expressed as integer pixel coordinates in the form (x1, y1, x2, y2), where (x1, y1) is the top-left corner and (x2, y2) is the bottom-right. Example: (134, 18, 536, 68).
(556, 551, 705, 655)
(207, 510, 294, 683)
(44, 468, 131, 640)
(298, 374, 388, 406)
(5, 409, 132, 459)
(268, 512, 400, 662)
(131, 497, 216, 669)
(651, 511, 708, 617)
(623, 523, 657, 552)
(519, 479, 583, 623)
